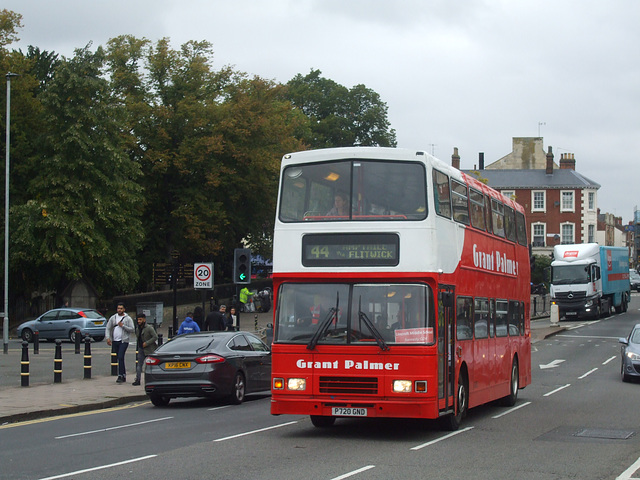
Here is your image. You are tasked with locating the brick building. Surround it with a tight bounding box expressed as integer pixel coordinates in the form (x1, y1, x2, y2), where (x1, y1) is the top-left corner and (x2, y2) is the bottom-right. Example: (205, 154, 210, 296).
(459, 137, 600, 256)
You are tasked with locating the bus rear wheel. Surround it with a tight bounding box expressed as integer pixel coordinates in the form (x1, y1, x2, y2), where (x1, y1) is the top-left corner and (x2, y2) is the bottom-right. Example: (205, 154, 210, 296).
(310, 415, 335, 428)
(442, 372, 468, 431)
(500, 358, 519, 407)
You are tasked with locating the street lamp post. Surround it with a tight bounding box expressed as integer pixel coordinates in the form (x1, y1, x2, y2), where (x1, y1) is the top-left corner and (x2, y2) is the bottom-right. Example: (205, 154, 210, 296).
(4, 72, 18, 354)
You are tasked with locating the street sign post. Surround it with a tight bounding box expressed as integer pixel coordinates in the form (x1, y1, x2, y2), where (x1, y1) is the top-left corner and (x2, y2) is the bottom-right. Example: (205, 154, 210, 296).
(194, 263, 213, 289)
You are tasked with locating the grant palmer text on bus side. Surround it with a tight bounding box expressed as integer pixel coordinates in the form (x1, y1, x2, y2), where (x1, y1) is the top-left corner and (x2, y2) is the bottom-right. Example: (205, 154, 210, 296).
(296, 359, 400, 371)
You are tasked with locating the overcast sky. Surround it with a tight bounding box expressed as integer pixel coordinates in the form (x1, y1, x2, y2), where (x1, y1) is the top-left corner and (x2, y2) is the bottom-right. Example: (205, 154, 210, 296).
(5, 0, 640, 220)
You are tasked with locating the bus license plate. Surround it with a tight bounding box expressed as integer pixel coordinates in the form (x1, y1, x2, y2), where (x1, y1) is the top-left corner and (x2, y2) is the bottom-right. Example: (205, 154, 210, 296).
(332, 407, 367, 417)
(165, 362, 191, 369)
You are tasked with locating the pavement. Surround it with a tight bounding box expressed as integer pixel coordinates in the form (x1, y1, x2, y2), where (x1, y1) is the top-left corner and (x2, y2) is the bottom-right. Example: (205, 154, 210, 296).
(0, 315, 563, 426)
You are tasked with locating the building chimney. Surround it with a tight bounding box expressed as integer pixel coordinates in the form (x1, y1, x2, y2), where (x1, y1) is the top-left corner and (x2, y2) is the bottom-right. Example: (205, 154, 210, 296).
(559, 152, 576, 170)
(546, 146, 554, 174)
(479, 152, 484, 170)
(452, 147, 460, 170)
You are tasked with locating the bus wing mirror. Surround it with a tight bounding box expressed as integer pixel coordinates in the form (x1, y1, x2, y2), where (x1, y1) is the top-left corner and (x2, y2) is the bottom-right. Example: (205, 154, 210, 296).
(439, 291, 454, 308)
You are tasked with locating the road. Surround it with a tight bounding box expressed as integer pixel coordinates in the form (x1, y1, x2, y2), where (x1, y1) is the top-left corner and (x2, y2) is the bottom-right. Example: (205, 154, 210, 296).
(2, 295, 640, 480)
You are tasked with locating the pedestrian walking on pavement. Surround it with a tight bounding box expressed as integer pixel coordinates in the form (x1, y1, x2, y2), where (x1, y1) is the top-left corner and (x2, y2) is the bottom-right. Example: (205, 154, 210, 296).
(226, 306, 238, 331)
(177, 313, 200, 335)
(105, 303, 135, 384)
(204, 304, 226, 331)
(240, 286, 255, 312)
(133, 312, 158, 386)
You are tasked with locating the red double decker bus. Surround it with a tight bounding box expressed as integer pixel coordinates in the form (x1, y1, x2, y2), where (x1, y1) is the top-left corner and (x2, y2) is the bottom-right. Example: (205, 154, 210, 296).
(270, 147, 531, 430)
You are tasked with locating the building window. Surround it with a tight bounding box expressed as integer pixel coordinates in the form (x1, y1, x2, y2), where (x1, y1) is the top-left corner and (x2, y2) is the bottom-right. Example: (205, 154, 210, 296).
(532, 191, 545, 212)
(501, 190, 515, 200)
(561, 191, 574, 212)
(561, 223, 575, 244)
(532, 223, 546, 247)
(588, 224, 595, 243)
(588, 191, 595, 210)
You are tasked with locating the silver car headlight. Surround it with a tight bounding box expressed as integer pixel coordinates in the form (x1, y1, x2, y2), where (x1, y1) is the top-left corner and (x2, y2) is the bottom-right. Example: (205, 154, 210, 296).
(626, 351, 640, 361)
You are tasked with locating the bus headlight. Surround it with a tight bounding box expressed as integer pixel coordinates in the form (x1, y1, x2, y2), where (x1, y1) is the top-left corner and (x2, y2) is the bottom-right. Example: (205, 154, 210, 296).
(287, 378, 307, 391)
(393, 380, 412, 393)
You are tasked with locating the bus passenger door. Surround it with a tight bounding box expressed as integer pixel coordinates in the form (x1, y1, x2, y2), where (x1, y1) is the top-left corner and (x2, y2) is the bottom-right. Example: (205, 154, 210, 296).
(437, 285, 456, 412)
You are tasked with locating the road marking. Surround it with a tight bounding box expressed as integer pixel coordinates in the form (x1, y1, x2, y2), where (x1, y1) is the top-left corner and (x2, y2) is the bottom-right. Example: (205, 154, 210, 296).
(213, 421, 298, 442)
(616, 454, 640, 480)
(207, 405, 232, 411)
(539, 359, 565, 369)
(492, 401, 531, 418)
(55, 416, 173, 439)
(37, 454, 157, 480)
(0, 401, 150, 430)
(330, 465, 376, 479)
(579, 368, 598, 379)
(410, 426, 474, 450)
(543, 384, 571, 396)
(557, 334, 619, 340)
(603, 356, 617, 365)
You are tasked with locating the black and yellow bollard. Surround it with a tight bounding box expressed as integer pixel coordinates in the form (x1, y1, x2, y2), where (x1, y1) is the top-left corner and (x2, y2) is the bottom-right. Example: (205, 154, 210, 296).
(33, 330, 39, 355)
(54, 339, 62, 383)
(83, 335, 92, 379)
(74, 329, 81, 354)
(110, 342, 118, 376)
(21, 341, 29, 387)
(157, 333, 163, 346)
(254, 314, 258, 331)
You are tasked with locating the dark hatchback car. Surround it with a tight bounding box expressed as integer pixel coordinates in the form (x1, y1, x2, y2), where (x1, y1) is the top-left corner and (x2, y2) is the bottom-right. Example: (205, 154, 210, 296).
(144, 331, 271, 406)
(619, 323, 640, 382)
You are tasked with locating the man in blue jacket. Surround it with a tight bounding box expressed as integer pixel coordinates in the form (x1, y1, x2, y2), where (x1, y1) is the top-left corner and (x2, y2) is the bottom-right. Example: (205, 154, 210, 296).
(177, 313, 200, 335)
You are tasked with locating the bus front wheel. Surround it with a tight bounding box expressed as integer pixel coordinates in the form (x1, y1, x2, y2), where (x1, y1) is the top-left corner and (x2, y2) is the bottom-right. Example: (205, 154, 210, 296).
(310, 415, 336, 428)
(442, 372, 468, 431)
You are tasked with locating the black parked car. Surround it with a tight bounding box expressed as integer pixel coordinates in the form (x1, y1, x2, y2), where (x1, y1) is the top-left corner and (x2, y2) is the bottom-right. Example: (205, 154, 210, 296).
(144, 331, 271, 406)
(619, 323, 640, 382)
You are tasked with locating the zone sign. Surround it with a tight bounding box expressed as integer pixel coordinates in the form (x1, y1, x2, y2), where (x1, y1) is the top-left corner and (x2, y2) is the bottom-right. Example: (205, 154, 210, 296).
(194, 263, 213, 289)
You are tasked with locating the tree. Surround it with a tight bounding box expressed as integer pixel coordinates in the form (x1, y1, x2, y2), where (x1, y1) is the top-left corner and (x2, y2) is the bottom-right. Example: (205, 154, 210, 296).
(11, 45, 144, 296)
(286, 69, 396, 148)
(0, 9, 22, 49)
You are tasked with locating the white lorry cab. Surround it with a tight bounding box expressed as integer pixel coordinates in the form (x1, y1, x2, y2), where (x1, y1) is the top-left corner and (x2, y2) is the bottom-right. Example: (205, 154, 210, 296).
(550, 243, 630, 320)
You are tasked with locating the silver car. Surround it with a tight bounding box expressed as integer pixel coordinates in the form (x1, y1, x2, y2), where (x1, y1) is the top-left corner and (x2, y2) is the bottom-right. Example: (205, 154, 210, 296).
(16, 308, 106, 343)
(619, 323, 640, 382)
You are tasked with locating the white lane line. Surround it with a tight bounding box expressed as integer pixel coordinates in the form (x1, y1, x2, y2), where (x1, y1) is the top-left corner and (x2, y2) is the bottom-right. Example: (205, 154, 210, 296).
(38, 455, 157, 480)
(492, 401, 531, 419)
(55, 417, 173, 439)
(616, 454, 640, 480)
(557, 334, 619, 339)
(603, 356, 617, 365)
(330, 465, 376, 479)
(543, 384, 571, 397)
(410, 426, 474, 451)
(579, 368, 598, 379)
(213, 421, 298, 442)
(207, 405, 232, 411)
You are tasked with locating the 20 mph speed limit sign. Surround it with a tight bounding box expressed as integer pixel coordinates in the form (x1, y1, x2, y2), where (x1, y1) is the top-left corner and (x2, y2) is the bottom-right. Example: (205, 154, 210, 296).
(194, 263, 213, 289)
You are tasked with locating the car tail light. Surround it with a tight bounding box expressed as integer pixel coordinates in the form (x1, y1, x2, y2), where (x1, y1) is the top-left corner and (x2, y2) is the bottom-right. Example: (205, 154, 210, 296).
(195, 354, 225, 364)
(145, 356, 161, 365)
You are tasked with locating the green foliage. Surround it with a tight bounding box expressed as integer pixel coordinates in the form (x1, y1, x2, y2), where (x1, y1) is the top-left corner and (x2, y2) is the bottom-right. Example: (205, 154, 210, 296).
(531, 254, 552, 286)
(10, 45, 144, 296)
(286, 69, 397, 148)
(0, 9, 22, 49)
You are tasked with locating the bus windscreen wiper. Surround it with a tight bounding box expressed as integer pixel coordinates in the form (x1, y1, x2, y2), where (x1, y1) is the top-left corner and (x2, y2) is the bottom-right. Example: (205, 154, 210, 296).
(358, 298, 389, 351)
(307, 292, 339, 350)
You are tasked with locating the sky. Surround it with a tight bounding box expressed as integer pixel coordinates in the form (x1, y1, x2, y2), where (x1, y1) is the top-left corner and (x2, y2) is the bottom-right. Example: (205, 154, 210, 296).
(4, 0, 640, 221)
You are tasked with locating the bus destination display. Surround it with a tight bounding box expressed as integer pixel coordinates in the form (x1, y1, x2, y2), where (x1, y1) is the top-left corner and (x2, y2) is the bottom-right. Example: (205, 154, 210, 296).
(302, 233, 399, 267)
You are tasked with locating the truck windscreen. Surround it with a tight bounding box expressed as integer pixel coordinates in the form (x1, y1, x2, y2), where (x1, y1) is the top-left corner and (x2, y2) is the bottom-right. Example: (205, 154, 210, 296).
(552, 265, 590, 285)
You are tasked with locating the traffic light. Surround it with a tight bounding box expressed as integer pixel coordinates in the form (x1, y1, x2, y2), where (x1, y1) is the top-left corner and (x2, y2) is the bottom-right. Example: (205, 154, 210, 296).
(233, 248, 251, 284)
